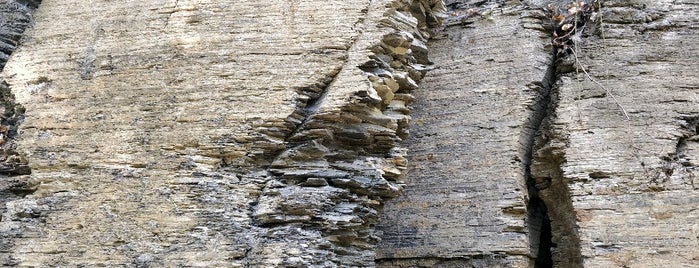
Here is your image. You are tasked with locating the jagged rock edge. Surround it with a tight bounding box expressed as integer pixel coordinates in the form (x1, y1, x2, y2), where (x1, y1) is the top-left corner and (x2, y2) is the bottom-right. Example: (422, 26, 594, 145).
(525, 1, 599, 266)
(0, 1, 41, 265)
(246, 0, 447, 266)
(0, 1, 39, 181)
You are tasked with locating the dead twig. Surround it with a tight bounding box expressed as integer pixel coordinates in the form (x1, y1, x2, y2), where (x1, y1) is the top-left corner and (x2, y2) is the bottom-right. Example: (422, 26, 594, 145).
(571, 49, 630, 120)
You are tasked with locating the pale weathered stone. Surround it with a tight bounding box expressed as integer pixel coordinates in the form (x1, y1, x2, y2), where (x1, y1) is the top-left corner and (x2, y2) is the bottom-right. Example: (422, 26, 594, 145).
(1, 0, 697, 267)
(0, 0, 445, 266)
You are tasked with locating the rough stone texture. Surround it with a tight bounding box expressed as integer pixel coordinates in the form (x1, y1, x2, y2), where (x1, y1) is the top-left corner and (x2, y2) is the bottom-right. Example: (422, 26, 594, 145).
(379, 0, 698, 267)
(0, 0, 39, 70)
(377, 1, 550, 267)
(553, 0, 699, 267)
(0, 0, 38, 181)
(0, 0, 445, 266)
(1, 0, 698, 267)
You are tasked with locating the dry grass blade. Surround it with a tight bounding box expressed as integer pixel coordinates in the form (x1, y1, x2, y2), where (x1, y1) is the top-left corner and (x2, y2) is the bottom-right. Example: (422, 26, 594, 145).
(571, 49, 630, 120)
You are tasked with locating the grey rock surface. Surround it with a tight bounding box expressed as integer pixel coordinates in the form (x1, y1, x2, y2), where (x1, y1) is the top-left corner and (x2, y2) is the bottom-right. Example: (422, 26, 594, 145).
(0, 0, 697, 267)
(377, 2, 550, 267)
(0, 0, 445, 266)
(379, 0, 698, 267)
(553, 1, 699, 266)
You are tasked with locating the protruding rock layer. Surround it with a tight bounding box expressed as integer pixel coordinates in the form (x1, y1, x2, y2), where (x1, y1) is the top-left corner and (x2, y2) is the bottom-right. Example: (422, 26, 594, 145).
(0, 1, 39, 260)
(252, 1, 447, 265)
(377, 1, 554, 266)
(0, 0, 445, 266)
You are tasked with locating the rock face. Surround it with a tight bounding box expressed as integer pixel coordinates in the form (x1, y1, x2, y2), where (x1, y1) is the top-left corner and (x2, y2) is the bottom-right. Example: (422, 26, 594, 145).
(0, 0, 697, 267)
(378, 0, 698, 267)
(377, 2, 551, 266)
(553, 1, 698, 266)
(0, 0, 448, 266)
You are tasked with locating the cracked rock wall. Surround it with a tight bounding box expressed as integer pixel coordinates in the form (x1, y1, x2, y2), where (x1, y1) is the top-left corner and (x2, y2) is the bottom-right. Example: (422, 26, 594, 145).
(378, 0, 698, 267)
(1, 0, 698, 267)
(555, 0, 699, 267)
(377, 1, 552, 267)
(0, 0, 444, 266)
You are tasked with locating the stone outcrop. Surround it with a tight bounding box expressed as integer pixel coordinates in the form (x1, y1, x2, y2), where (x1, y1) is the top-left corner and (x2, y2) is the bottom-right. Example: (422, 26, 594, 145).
(1, 0, 698, 267)
(0, 0, 447, 266)
(377, 1, 551, 266)
(552, 1, 698, 266)
(378, 0, 698, 267)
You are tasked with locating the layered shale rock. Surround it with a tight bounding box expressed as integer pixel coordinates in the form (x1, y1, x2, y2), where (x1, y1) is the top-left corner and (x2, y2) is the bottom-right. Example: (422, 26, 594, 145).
(0, 0, 445, 266)
(549, 1, 699, 266)
(1, 0, 698, 267)
(378, 1, 555, 266)
(379, 0, 698, 267)
(0, 0, 40, 70)
(251, 1, 446, 265)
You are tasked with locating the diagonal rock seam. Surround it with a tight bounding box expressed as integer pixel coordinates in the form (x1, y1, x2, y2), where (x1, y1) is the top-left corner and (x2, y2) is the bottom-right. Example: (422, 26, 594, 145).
(0, 0, 41, 263)
(243, 0, 447, 266)
(240, 5, 366, 263)
(278, 65, 344, 144)
(0, 0, 40, 190)
(163, 0, 180, 29)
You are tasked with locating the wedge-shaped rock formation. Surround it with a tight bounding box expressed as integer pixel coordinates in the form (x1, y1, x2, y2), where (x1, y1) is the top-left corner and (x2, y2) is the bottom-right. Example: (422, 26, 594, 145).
(0, 0, 445, 266)
(1, 0, 697, 267)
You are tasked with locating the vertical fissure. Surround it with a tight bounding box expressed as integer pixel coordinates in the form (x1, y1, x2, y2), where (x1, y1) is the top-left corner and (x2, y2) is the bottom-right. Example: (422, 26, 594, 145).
(523, 44, 558, 268)
(525, 45, 584, 268)
(526, 1, 598, 267)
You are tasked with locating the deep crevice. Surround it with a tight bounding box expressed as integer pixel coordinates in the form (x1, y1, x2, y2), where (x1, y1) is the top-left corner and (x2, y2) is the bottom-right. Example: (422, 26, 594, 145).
(528, 188, 553, 268)
(524, 1, 593, 267)
(523, 49, 558, 268)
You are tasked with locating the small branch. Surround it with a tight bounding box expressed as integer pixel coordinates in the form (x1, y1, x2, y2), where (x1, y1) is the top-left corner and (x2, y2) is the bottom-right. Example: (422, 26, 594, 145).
(571, 49, 630, 120)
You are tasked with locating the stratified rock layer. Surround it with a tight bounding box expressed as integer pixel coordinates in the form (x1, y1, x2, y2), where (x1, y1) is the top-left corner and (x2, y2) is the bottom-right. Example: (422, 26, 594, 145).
(1, 0, 697, 267)
(379, 0, 698, 267)
(0, 0, 445, 266)
(377, 2, 552, 267)
(554, 1, 699, 266)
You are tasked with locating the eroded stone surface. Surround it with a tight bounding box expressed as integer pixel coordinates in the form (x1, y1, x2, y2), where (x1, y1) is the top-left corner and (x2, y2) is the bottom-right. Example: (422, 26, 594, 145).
(379, 0, 698, 267)
(552, 0, 699, 266)
(377, 1, 553, 266)
(0, 0, 444, 266)
(1, 0, 697, 267)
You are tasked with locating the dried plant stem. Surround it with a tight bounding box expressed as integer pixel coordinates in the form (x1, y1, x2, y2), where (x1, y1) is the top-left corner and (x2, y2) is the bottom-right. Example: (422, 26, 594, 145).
(571, 49, 630, 120)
